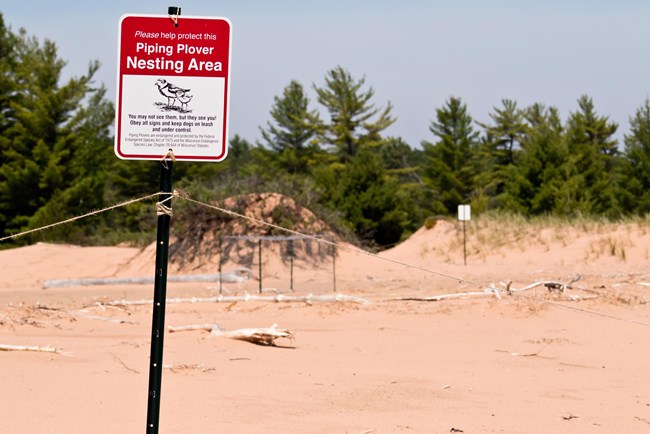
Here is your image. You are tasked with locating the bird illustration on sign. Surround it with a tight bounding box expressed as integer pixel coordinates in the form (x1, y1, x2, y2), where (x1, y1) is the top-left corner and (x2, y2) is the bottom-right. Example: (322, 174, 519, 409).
(154, 78, 194, 113)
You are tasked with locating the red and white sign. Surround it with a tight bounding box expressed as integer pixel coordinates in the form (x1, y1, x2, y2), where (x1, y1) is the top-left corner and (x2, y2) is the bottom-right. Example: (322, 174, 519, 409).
(115, 14, 232, 161)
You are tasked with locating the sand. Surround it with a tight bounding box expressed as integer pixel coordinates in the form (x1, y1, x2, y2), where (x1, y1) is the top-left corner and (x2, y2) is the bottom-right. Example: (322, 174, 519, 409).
(1, 219, 650, 433)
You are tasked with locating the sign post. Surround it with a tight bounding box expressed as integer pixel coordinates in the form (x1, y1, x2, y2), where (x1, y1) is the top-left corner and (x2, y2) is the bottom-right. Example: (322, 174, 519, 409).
(146, 159, 173, 434)
(458, 204, 471, 265)
(115, 9, 232, 434)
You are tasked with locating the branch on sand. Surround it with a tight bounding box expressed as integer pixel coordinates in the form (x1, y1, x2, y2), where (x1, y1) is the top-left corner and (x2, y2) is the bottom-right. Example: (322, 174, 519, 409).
(42, 268, 254, 289)
(503, 275, 582, 294)
(0, 343, 71, 356)
(168, 323, 294, 346)
(394, 275, 598, 303)
(103, 293, 369, 307)
(501, 275, 600, 301)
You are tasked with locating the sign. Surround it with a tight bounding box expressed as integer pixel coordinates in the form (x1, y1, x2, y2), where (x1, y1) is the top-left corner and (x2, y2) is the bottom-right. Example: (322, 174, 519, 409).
(115, 14, 232, 161)
(458, 204, 471, 221)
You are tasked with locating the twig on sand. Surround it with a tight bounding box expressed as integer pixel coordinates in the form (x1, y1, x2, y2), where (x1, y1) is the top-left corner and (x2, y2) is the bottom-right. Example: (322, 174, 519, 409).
(496, 346, 555, 359)
(109, 352, 140, 374)
(0, 343, 71, 356)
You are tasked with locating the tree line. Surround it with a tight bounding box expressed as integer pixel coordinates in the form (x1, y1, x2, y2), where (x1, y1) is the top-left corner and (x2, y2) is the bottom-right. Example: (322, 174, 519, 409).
(1, 13, 650, 248)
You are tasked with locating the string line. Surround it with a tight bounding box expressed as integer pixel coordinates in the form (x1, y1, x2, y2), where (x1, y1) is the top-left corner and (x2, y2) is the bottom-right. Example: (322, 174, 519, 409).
(0, 192, 166, 243)
(528, 296, 650, 327)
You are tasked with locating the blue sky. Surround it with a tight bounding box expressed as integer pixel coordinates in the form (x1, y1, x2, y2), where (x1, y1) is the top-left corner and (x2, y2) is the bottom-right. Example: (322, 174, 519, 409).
(2, 1, 649, 147)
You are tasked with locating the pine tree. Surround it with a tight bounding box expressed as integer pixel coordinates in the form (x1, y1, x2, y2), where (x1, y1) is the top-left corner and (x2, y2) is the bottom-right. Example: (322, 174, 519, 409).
(0, 15, 18, 233)
(260, 80, 319, 174)
(479, 99, 525, 166)
(0, 22, 114, 242)
(259, 80, 322, 174)
(0, 14, 17, 134)
(315, 149, 407, 246)
(561, 95, 620, 215)
(516, 103, 568, 214)
(421, 97, 479, 214)
(622, 98, 650, 213)
(476, 99, 527, 209)
(314, 66, 395, 161)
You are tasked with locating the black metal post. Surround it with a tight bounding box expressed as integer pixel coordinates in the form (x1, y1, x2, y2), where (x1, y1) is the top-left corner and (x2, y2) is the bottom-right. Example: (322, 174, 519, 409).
(288, 239, 294, 291)
(218, 236, 223, 294)
(463, 219, 467, 266)
(146, 160, 173, 434)
(332, 244, 337, 292)
(258, 239, 262, 294)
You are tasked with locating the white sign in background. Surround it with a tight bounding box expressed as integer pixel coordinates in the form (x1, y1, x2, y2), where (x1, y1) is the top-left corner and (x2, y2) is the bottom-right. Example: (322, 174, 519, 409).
(119, 74, 225, 158)
(458, 204, 471, 221)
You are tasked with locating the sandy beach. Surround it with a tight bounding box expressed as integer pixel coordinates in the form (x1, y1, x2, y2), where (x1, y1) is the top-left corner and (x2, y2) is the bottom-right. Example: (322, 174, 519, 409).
(1, 219, 650, 433)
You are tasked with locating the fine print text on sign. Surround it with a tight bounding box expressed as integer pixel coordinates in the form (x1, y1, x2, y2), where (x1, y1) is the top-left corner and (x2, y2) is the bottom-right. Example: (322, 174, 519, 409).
(115, 14, 232, 161)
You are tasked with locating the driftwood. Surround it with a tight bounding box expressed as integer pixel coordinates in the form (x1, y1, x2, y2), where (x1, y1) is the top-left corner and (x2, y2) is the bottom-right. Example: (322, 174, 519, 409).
(168, 323, 220, 333)
(500, 275, 600, 301)
(0, 343, 70, 355)
(505, 275, 582, 294)
(76, 314, 138, 325)
(394, 288, 501, 302)
(394, 275, 595, 303)
(169, 323, 294, 346)
(42, 268, 253, 289)
(104, 293, 369, 307)
(163, 363, 216, 373)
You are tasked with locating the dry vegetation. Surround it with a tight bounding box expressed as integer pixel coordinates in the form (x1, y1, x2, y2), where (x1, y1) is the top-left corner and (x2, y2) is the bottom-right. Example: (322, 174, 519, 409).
(437, 212, 650, 265)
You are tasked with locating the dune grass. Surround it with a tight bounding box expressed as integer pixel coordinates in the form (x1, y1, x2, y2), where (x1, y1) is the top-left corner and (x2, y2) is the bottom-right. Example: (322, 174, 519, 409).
(440, 211, 650, 263)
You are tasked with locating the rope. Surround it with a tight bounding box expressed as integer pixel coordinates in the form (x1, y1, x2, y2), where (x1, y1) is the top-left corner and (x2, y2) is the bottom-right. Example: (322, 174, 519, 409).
(156, 202, 173, 217)
(528, 296, 650, 327)
(0, 193, 165, 243)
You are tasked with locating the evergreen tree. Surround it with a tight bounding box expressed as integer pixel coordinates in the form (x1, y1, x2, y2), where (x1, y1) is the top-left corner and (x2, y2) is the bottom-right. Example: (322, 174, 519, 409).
(0, 24, 113, 242)
(622, 98, 650, 213)
(314, 66, 395, 161)
(421, 97, 479, 214)
(259, 80, 321, 174)
(0, 15, 18, 233)
(479, 99, 525, 166)
(0, 14, 16, 135)
(561, 95, 620, 215)
(516, 103, 568, 214)
(30, 85, 115, 242)
(476, 99, 527, 208)
(315, 149, 407, 246)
